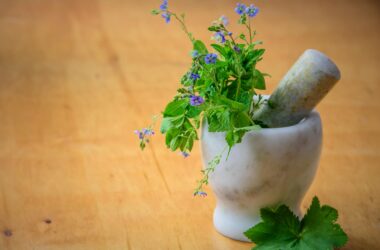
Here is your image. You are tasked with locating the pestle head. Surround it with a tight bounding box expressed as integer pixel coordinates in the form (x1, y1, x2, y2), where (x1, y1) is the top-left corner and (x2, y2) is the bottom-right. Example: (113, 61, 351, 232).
(253, 49, 341, 128)
(303, 49, 340, 82)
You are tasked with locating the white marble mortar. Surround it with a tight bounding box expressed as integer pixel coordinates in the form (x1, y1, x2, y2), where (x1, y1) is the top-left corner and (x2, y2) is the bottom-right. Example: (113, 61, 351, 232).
(201, 111, 322, 242)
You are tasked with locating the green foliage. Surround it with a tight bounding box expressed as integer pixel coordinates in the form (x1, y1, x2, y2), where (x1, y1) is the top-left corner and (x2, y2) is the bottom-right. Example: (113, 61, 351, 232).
(193, 40, 208, 54)
(143, 2, 270, 195)
(244, 197, 348, 250)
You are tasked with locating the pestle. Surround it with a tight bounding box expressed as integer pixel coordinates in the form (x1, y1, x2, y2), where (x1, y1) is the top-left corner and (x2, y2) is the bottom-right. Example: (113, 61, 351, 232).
(253, 49, 341, 128)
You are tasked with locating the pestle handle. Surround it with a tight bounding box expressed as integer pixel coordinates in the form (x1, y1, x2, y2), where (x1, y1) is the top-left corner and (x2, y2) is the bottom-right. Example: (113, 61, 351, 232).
(253, 49, 341, 128)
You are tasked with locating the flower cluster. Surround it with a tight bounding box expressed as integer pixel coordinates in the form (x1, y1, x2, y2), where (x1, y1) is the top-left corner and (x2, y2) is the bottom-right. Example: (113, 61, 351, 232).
(157, 0, 170, 23)
(189, 95, 205, 106)
(134, 128, 155, 150)
(235, 3, 259, 17)
(144, 1, 267, 196)
(204, 53, 218, 64)
(189, 72, 200, 81)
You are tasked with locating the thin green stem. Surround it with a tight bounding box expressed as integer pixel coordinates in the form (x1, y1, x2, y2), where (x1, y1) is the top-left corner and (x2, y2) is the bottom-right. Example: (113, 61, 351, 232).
(246, 19, 253, 44)
(169, 12, 195, 42)
(242, 110, 255, 125)
(235, 76, 241, 100)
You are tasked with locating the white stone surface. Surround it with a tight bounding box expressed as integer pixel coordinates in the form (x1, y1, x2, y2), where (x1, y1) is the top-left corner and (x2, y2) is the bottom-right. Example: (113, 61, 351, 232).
(201, 111, 322, 242)
(253, 49, 340, 128)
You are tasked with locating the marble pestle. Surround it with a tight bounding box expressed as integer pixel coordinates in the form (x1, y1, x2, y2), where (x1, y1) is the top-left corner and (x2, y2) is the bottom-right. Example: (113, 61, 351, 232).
(253, 49, 341, 128)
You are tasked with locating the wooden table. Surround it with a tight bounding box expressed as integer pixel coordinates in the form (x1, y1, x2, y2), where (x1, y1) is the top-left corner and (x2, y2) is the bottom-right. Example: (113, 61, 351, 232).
(0, 0, 379, 249)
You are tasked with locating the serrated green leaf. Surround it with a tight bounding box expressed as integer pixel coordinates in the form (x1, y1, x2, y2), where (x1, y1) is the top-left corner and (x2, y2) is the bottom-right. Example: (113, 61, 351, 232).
(244, 196, 348, 250)
(207, 108, 230, 132)
(163, 99, 188, 117)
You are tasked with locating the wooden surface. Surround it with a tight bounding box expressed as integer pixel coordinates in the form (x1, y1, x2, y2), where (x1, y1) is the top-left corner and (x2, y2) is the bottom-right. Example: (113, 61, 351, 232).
(0, 0, 379, 249)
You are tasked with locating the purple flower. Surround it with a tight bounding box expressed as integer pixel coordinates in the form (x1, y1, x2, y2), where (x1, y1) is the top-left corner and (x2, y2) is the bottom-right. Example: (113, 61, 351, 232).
(228, 32, 233, 36)
(181, 151, 190, 158)
(233, 45, 241, 53)
(189, 95, 205, 106)
(191, 50, 199, 58)
(189, 72, 200, 81)
(235, 3, 246, 15)
(204, 53, 217, 64)
(245, 4, 259, 17)
(135, 128, 154, 140)
(194, 191, 207, 197)
(161, 12, 170, 23)
(134, 130, 144, 139)
(214, 31, 226, 44)
(219, 15, 229, 26)
(159, 0, 168, 10)
(142, 128, 155, 135)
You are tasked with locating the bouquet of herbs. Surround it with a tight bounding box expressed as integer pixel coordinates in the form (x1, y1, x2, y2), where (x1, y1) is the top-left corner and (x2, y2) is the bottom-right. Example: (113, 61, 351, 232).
(135, 2, 348, 249)
(136, 1, 268, 196)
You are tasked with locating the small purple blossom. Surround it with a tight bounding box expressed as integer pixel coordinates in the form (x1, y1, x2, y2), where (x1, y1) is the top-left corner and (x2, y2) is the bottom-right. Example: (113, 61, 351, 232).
(194, 191, 207, 197)
(161, 12, 171, 23)
(189, 72, 200, 81)
(142, 128, 155, 135)
(214, 31, 226, 43)
(159, 0, 168, 10)
(245, 4, 259, 17)
(219, 15, 229, 26)
(189, 95, 205, 106)
(233, 45, 241, 53)
(134, 128, 154, 140)
(191, 50, 199, 58)
(134, 130, 143, 139)
(235, 3, 246, 15)
(181, 151, 190, 158)
(204, 53, 217, 64)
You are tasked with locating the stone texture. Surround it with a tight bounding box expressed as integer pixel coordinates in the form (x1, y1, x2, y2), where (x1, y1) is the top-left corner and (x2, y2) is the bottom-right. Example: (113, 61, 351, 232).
(201, 111, 322, 242)
(253, 49, 340, 128)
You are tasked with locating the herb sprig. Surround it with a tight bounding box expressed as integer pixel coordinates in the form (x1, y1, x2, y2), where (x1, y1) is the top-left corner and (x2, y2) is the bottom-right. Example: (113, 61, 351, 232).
(138, 1, 268, 196)
(244, 196, 348, 250)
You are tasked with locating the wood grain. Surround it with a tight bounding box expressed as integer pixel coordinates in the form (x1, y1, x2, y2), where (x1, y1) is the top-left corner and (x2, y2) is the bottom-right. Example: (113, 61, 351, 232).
(0, 0, 379, 249)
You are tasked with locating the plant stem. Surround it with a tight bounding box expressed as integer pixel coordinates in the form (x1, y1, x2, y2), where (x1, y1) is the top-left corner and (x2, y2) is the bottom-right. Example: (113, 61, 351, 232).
(169, 12, 195, 42)
(242, 110, 255, 125)
(246, 19, 252, 44)
(235, 76, 241, 100)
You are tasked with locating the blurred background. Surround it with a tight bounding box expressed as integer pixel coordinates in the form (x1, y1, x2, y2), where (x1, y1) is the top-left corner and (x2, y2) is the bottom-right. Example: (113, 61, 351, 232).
(0, 0, 379, 249)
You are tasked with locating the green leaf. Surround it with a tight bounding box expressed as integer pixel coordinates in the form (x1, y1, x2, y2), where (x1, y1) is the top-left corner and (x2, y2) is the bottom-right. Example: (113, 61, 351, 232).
(163, 99, 188, 117)
(151, 9, 160, 15)
(187, 105, 202, 118)
(169, 136, 181, 151)
(244, 196, 348, 250)
(219, 95, 247, 112)
(225, 130, 239, 148)
(253, 69, 266, 90)
(193, 40, 208, 54)
(207, 108, 230, 132)
(208, 26, 221, 32)
(211, 44, 227, 58)
(160, 117, 172, 133)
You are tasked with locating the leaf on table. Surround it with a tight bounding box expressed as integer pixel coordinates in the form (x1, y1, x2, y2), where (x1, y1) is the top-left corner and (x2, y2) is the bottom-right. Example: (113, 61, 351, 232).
(244, 196, 348, 250)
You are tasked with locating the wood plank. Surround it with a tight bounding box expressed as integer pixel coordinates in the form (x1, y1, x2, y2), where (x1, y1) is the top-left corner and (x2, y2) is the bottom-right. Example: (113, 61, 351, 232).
(0, 0, 379, 249)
